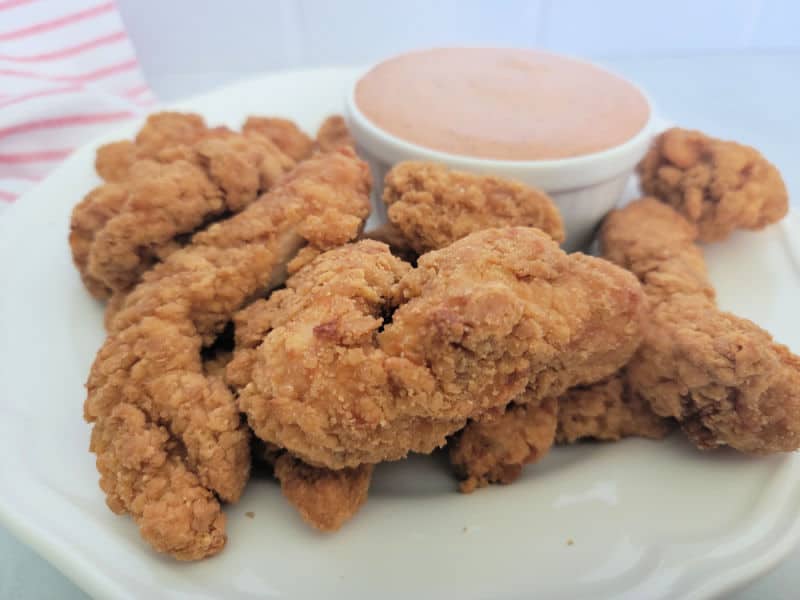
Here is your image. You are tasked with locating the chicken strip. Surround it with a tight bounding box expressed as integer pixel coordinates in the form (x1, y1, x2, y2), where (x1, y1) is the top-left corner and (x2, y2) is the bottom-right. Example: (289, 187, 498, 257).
(85, 149, 371, 559)
(91, 404, 226, 560)
(383, 161, 565, 254)
(228, 263, 382, 533)
(69, 183, 129, 298)
(449, 370, 672, 492)
(243, 116, 315, 162)
(274, 455, 373, 532)
(601, 197, 800, 454)
(72, 133, 295, 298)
(638, 128, 788, 242)
(235, 227, 644, 470)
(556, 373, 674, 444)
(449, 395, 558, 493)
(315, 115, 354, 153)
(95, 112, 209, 182)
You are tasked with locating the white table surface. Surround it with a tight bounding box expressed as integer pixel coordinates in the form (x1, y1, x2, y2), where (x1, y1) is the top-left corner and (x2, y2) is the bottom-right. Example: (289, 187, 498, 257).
(2, 51, 798, 600)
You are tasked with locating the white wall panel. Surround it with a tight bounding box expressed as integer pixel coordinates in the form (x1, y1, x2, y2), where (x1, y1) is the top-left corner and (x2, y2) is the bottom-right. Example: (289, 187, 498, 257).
(115, 0, 800, 100)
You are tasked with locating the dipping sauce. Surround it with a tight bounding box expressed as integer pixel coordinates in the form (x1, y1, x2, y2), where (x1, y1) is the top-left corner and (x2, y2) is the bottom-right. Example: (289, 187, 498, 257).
(355, 48, 650, 161)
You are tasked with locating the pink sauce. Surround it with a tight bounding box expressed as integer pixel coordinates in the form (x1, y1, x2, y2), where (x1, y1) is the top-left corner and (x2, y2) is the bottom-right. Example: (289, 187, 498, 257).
(355, 48, 650, 161)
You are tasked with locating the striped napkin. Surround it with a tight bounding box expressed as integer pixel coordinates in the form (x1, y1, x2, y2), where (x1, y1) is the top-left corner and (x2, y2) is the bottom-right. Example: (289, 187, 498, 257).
(0, 0, 153, 212)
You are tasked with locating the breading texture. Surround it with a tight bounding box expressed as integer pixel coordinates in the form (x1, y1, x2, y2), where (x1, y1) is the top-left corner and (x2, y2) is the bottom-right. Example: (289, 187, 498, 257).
(315, 115, 354, 153)
(69, 182, 129, 298)
(383, 161, 565, 254)
(638, 128, 788, 242)
(243, 116, 315, 162)
(599, 197, 714, 303)
(95, 112, 209, 182)
(601, 197, 800, 454)
(450, 395, 558, 493)
(72, 132, 296, 299)
(85, 149, 371, 559)
(629, 295, 800, 453)
(556, 373, 674, 444)
(234, 227, 644, 470)
(274, 455, 373, 532)
(91, 404, 227, 560)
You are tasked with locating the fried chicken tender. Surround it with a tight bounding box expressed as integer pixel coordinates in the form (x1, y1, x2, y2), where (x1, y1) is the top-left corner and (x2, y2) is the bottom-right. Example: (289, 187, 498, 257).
(91, 404, 226, 560)
(243, 116, 315, 162)
(450, 395, 558, 493)
(556, 373, 674, 444)
(383, 162, 565, 254)
(274, 455, 373, 532)
(601, 198, 800, 454)
(85, 149, 371, 559)
(69, 182, 129, 297)
(599, 196, 715, 303)
(96, 112, 209, 182)
(72, 133, 296, 299)
(315, 115, 354, 153)
(235, 227, 644, 470)
(450, 372, 673, 492)
(638, 128, 788, 242)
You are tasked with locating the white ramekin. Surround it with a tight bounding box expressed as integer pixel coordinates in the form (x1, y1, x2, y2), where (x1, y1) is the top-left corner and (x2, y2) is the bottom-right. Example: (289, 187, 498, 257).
(345, 69, 656, 251)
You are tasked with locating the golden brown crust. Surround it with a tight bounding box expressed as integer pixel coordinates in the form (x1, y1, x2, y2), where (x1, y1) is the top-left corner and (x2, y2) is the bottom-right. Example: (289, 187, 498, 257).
(243, 116, 315, 162)
(234, 227, 644, 470)
(628, 295, 800, 453)
(383, 161, 565, 254)
(450, 395, 558, 493)
(638, 128, 788, 242)
(95, 141, 137, 183)
(91, 404, 227, 560)
(601, 197, 800, 454)
(556, 373, 674, 444)
(85, 149, 371, 559)
(95, 112, 209, 182)
(73, 132, 296, 298)
(600, 197, 714, 303)
(69, 183, 129, 298)
(315, 115, 354, 153)
(274, 455, 373, 531)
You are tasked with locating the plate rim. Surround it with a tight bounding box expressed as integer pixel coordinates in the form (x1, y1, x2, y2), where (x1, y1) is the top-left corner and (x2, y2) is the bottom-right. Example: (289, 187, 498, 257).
(1, 66, 799, 600)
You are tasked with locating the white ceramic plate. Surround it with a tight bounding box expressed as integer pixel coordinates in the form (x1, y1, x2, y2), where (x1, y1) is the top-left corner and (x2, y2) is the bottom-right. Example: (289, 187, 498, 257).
(1, 68, 799, 600)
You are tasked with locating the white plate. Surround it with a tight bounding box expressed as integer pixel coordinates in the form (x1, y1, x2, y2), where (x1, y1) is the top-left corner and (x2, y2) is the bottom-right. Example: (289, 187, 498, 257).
(1, 67, 799, 600)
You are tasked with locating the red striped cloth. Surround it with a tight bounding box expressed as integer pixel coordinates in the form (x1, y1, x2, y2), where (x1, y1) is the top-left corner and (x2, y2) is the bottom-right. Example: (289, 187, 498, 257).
(0, 0, 153, 211)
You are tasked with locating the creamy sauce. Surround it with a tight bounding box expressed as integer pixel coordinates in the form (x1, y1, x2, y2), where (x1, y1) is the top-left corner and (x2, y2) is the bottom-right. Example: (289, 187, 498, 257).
(355, 48, 650, 161)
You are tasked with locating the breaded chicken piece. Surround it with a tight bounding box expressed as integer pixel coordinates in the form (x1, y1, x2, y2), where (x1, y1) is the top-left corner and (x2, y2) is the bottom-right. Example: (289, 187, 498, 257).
(235, 228, 644, 470)
(85, 149, 371, 559)
(72, 133, 295, 299)
(243, 116, 314, 162)
(450, 395, 558, 493)
(69, 183, 129, 297)
(315, 115, 354, 153)
(274, 455, 373, 532)
(91, 404, 226, 560)
(556, 373, 674, 444)
(599, 197, 714, 303)
(601, 198, 800, 454)
(450, 372, 673, 492)
(254, 443, 372, 532)
(94, 141, 137, 183)
(383, 162, 565, 254)
(629, 295, 800, 453)
(96, 112, 209, 182)
(638, 128, 788, 242)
